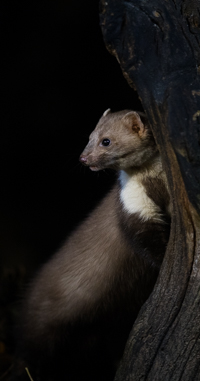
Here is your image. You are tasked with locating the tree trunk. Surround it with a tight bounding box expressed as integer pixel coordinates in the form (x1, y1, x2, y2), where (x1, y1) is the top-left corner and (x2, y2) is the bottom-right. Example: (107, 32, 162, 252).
(100, 0, 200, 379)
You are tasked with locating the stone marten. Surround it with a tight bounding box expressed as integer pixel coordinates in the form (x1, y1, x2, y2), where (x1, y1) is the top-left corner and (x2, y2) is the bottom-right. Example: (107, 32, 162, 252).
(14, 109, 171, 381)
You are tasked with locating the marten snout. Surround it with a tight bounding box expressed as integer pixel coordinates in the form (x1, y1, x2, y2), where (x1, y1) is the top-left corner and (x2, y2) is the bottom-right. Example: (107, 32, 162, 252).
(79, 155, 88, 165)
(79, 153, 101, 171)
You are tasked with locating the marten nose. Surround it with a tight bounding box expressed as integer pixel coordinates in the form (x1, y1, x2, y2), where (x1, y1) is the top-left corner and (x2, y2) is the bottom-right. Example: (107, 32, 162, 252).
(79, 155, 88, 164)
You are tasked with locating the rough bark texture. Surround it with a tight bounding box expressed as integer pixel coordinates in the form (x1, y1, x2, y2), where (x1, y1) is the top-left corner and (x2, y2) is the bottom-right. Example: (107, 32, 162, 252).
(100, 0, 200, 380)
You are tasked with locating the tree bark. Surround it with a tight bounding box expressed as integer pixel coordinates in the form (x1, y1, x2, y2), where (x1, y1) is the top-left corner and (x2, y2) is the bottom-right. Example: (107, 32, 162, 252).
(100, 0, 200, 379)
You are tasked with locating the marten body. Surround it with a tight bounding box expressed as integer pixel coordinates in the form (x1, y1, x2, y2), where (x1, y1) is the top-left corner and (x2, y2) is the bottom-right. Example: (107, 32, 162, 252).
(15, 110, 171, 381)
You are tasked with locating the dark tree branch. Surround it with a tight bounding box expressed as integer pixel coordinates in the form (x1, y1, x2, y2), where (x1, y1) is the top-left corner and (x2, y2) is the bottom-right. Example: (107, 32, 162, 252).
(100, 0, 200, 379)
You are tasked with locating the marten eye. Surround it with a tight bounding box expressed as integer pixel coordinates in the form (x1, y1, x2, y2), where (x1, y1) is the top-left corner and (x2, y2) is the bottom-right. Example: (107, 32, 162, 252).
(101, 138, 111, 147)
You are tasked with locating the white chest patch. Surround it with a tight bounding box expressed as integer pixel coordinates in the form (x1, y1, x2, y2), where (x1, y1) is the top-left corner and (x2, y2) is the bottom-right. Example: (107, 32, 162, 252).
(119, 170, 163, 222)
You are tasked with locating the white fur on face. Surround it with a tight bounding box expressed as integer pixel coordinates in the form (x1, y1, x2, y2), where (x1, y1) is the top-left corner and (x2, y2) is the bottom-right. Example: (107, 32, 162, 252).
(119, 159, 164, 222)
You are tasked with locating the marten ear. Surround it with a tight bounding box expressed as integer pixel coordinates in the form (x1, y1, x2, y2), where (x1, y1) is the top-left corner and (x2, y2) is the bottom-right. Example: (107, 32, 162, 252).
(123, 111, 146, 136)
(103, 108, 111, 117)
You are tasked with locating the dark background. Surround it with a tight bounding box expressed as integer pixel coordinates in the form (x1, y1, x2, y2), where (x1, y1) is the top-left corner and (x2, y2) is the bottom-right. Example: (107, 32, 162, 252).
(1, 0, 142, 275)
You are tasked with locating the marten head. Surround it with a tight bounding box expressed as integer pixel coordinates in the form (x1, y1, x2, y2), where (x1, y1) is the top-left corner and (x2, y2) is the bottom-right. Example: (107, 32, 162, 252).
(79, 109, 158, 171)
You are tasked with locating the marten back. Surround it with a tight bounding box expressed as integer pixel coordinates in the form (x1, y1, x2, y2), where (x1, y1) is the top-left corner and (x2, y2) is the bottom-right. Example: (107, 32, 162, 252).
(14, 110, 171, 381)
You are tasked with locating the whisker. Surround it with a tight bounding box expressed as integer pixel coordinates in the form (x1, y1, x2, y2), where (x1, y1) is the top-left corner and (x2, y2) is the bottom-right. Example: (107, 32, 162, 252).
(67, 162, 82, 174)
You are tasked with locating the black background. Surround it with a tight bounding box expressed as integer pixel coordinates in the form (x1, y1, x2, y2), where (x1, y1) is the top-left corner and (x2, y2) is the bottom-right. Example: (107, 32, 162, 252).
(1, 0, 142, 275)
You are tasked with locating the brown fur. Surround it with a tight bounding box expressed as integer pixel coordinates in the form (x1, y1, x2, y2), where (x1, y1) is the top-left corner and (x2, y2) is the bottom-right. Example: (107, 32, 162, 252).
(80, 110, 157, 171)
(14, 110, 171, 381)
